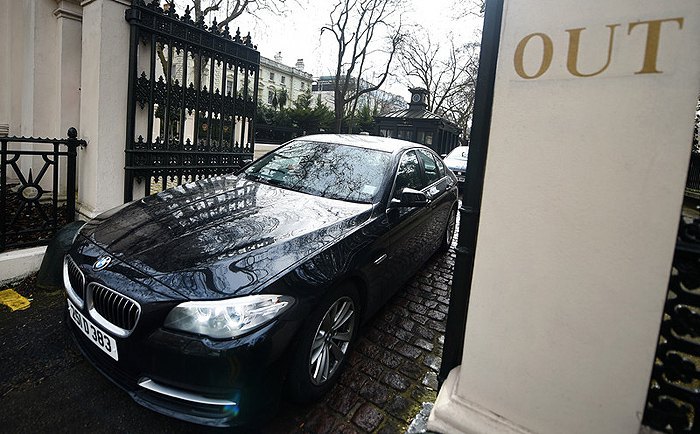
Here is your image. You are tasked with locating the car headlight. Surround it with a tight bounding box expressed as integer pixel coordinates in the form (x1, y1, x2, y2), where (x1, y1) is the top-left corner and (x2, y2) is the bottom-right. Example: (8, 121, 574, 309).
(164, 294, 293, 339)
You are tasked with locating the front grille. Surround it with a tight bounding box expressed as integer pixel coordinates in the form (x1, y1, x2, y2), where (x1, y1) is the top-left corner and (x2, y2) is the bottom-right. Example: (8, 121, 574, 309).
(90, 283, 141, 333)
(66, 256, 85, 302)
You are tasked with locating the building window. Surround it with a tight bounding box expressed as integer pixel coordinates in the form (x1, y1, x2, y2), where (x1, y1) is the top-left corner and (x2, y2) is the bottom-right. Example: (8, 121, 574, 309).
(300, 82, 305, 90)
(269, 72, 275, 81)
(268, 90, 274, 104)
(226, 79, 234, 96)
(281, 76, 286, 84)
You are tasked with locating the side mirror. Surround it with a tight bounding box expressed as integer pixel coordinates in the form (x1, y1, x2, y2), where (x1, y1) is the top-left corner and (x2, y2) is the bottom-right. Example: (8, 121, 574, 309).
(389, 188, 429, 208)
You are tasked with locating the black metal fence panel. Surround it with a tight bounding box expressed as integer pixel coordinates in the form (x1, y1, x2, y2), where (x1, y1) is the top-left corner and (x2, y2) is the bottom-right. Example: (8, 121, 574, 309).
(643, 217, 700, 433)
(686, 153, 700, 198)
(0, 128, 86, 252)
(124, 0, 260, 201)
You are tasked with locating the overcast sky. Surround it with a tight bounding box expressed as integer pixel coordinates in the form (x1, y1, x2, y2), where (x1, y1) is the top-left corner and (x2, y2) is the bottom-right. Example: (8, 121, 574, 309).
(223, 0, 483, 100)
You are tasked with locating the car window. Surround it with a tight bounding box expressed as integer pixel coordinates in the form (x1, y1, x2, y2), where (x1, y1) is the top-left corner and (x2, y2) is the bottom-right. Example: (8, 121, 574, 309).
(242, 140, 391, 203)
(393, 151, 425, 199)
(416, 149, 442, 185)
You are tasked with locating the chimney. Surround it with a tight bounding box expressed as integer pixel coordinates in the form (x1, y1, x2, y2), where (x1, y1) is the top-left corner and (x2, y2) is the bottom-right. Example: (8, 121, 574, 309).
(295, 59, 305, 71)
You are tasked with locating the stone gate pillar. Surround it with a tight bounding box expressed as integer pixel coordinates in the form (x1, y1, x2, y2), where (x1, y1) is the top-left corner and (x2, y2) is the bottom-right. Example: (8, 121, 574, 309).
(77, 0, 131, 218)
(428, 0, 700, 433)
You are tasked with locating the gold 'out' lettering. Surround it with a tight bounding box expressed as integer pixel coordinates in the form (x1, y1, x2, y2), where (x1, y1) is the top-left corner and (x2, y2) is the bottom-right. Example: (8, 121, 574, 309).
(628, 17, 684, 74)
(566, 24, 620, 77)
(514, 33, 553, 79)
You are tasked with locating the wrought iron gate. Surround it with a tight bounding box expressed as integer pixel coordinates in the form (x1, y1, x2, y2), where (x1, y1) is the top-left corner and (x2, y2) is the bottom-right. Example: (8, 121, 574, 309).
(124, 0, 260, 201)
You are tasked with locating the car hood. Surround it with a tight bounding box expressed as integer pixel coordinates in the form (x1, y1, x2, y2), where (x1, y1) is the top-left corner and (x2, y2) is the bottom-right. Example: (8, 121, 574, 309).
(78, 175, 372, 300)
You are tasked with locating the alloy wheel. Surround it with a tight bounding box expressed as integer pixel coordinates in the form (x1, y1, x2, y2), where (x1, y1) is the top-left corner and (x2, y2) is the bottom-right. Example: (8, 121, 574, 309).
(308, 296, 355, 386)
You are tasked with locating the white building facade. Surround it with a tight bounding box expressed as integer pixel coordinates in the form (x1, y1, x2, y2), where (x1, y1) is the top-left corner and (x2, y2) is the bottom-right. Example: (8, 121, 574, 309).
(258, 54, 313, 108)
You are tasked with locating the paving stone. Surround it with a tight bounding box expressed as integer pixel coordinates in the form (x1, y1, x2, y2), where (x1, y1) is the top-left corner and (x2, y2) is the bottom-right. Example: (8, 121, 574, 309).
(427, 310, 446, 321)
(381, 311, 397, 323)
(426, 319, 446, 333)
(386, 395, 415, 419)
(376, 421, 403, 434)
(437, 295, 449, 305)
(359, 382, 391, 406)
(357, 358, 385, 380)
(352, 403, 385, 432)
(394, 306, 411, 318)
(398, 360, 423, 380)
(397, 318, 416, 332)
(422, 371, 438, 390)
(413, 337, 434, 352)
(394, 327, 415, 343)
(327, 385, 360, 415)
(357, 340, 383, 359)
(381, 323, 399, 335)
(340, 368, 369, 391)
(411, 313, 429, 325)
(379, 350, 403, 369)
(419, 290, 437, 301)
(402, 294, 423, 304)
(382, 371, 411, 392)
(437, 334, 445, 345)
(433, 281, 450, 291)
(395, 342, 422, 359)
(411, 385, 437, 403)
(413, 324, 435, 341)
(335, 420, 364, 434)
(422, 299, 439, 309)
(423, 354, 441, 372)
(408, 302, 428, 315)
(367, 328, 400, 349)
(303, 410, 342, 434)
(436, 303, 450, 314)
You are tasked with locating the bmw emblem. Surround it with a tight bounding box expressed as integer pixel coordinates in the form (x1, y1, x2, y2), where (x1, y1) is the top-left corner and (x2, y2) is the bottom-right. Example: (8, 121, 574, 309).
(93, 255, 112, 271)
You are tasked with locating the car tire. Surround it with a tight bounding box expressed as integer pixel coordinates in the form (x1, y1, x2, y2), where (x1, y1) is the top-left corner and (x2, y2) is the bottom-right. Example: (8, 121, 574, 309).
(439, 205, 458, 253)
(287, 284, 359, 403)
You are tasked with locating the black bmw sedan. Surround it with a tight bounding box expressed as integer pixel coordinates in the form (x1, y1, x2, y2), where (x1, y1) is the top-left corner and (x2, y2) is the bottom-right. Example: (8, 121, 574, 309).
(63, 134, 458, 427)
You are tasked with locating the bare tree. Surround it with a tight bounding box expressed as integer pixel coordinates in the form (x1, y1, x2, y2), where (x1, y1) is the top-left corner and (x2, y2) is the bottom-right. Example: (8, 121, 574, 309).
(399, 30, 469, 114)
(440, 42, 480, 142)
(452, 0, 485, 19)
(164, 0, 287, 27)
(399, 27, 480, 141)
(322, 0, 404, 132)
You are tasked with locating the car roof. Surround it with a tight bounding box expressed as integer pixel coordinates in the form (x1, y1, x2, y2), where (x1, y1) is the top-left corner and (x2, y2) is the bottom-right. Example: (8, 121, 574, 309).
(295, 134, 427, 155)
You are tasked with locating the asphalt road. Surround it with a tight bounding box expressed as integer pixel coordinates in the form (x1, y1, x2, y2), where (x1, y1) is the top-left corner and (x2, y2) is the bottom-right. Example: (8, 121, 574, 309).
(0, 278, 306, 433)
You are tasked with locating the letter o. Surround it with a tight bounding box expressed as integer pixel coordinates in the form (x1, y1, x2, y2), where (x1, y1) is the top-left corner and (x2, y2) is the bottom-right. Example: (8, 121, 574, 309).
(514, 33, 554, 79)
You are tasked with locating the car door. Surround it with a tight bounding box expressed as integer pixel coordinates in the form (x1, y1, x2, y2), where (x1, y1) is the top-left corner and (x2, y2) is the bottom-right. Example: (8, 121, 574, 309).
(362, 150, 435, 308)
(414, 148, 455, 252)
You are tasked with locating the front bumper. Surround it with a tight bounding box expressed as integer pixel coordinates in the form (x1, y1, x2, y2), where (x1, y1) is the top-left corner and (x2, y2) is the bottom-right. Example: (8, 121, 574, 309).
(66, 300, 300, 427)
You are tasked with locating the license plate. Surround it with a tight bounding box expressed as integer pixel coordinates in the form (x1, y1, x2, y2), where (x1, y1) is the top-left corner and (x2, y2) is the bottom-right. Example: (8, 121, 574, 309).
(67, 299, 118, 361)
(457, 176, 465, 182)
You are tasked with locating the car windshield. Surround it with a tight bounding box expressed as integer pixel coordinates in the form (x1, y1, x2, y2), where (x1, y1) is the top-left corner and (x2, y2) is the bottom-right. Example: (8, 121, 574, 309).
(242, 140, 391, 204)
(445, 147, 469, 163)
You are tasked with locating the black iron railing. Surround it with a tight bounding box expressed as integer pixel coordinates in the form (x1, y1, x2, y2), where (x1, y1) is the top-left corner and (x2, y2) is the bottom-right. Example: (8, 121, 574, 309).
(0, 128, 86, 252)
(643, 216, 700, 433)
(686, 153, 700, 198)
(124, 0, 260, 200)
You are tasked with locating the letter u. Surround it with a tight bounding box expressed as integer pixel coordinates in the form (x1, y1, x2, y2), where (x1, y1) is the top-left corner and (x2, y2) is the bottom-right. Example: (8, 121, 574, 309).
(566, 24, 620, 77)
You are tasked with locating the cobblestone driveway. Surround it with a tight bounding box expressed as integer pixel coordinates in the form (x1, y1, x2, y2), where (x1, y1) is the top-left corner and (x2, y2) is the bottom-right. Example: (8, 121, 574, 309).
(267, 246, 455, 433)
